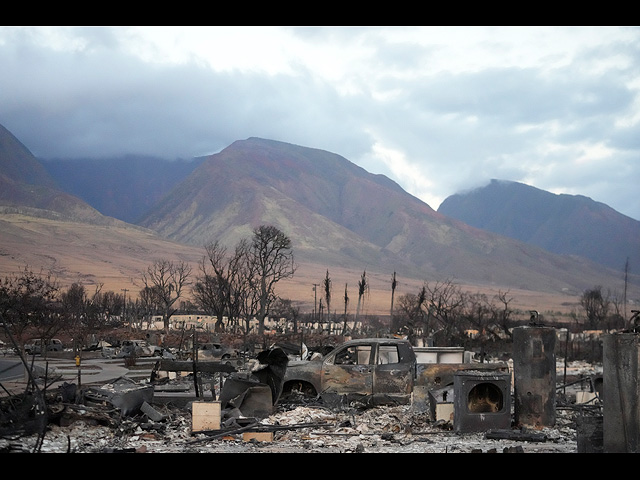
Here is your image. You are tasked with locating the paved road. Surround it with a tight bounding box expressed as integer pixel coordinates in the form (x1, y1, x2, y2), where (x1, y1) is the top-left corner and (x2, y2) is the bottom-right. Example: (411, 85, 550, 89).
(0, 354, 155, 388)
(0, 358, 25, 382)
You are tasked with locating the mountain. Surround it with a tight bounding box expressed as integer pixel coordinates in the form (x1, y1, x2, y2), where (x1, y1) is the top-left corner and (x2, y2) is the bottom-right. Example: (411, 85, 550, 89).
(438, 179, 640, 273)
(0, 124, 57, 189)
(2, 123, 638, 310)
(41, 155, 206, 224)
(0, 123, 206, 293)
(0, 124, 121, 226)
(138, 137, 638, 296)
(138, 137, 421, 272)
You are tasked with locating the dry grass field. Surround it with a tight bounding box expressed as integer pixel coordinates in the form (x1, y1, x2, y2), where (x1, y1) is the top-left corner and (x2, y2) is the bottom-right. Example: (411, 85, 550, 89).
(0, 212, 599, 323)
(280, 261, 583, 319)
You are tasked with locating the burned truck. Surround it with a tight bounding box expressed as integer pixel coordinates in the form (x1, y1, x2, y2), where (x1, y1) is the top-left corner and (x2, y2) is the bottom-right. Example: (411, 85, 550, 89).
(281, 337, 509, 408)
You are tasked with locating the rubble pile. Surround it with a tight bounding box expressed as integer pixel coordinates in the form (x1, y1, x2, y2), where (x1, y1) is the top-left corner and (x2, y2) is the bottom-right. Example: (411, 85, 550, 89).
(0, 340, 600, 453)
(0, 398, 580, 453)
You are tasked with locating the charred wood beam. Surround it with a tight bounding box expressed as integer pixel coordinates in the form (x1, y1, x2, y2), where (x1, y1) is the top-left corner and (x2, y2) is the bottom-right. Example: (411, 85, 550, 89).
(485, 429, 547, 442)
(189, 421, 334, 443)
(156, 360, 237, 374)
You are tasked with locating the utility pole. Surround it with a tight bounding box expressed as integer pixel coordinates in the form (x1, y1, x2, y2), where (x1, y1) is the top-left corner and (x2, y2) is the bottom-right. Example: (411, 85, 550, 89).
(624, 257, 629, 326)
(390, 271, 397, 334)
(312, 284, 319, 322)
(121, 288, 129, 330)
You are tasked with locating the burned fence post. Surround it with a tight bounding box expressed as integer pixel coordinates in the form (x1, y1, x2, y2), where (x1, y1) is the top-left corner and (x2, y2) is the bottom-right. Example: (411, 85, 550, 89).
(603, 333, 640, 453)
(513, 326, 556, 428)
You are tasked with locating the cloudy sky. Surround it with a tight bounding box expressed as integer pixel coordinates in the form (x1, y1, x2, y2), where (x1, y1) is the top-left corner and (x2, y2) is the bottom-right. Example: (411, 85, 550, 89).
(1, 26, 639, 221)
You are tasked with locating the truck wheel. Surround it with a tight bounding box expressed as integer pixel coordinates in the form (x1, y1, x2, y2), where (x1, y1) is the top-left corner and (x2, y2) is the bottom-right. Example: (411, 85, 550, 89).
(282, 381, 317, 397)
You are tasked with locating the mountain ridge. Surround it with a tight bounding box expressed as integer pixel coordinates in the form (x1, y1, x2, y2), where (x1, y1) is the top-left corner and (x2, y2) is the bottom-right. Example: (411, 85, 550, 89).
(137, 137, 637, 295)
(438, 179, 640, 272)
(41, 154, 206, 224)
(1, 125, 638, 309)
(0, 123, 58, 189)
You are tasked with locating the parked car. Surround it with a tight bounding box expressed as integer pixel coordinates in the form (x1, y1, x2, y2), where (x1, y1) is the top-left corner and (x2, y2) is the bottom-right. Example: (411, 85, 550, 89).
(116, 339, 163, 358)
(24, 338, 64, 355)
(196, 343, 237, 360)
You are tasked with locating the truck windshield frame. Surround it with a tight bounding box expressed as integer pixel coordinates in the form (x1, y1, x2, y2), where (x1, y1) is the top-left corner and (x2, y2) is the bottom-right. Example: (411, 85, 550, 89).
(331, 345, 372, 365)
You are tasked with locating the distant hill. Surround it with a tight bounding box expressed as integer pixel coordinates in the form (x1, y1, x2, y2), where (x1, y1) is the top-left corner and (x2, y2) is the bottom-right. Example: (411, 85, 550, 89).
(41, 155, 206, 224)
(139, 137, 418, 272)
(137, 137, 636, 295)
(1, 122, 638, 306)
(0, 124, 120, 226)
(0, 124, 57, 189)
(0, 123, 205, 293)
(438, 179, 640, 273)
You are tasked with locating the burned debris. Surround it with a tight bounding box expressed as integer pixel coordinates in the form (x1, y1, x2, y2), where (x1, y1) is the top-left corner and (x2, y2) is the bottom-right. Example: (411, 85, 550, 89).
(84, 377, 154, 417)
(2, 324, 639, 453)
(217, 346, 289, 421)
(0, 342, 292, 453)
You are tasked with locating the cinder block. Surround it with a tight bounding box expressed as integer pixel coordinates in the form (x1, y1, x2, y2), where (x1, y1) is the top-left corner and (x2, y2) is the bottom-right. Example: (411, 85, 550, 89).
(435, 403, 454, 422)
(191, 401, 221, 432)
(243, 431, 273, 442)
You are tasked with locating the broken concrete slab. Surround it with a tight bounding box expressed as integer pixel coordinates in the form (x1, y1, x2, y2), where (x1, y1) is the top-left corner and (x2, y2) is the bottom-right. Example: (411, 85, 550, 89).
(219, 375, 274, 418)
(141, 401, 165, 422)
(84, 376, 153, 417)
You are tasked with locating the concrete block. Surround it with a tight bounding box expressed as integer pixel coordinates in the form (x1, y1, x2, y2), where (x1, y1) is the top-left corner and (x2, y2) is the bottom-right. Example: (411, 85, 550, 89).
(435, 403, 454, 422)
(191, 401, 221, 432)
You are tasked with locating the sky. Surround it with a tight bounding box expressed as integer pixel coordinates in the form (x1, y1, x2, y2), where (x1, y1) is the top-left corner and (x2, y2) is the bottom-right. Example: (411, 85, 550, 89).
(1, 26, 639, 221)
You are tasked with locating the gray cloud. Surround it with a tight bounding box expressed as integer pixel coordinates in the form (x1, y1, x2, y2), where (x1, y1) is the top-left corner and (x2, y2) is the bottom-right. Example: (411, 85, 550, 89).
(0, 26, 639, 221)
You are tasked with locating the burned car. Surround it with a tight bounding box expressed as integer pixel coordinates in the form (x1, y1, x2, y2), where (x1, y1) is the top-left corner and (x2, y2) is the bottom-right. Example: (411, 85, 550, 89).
(24, 338, 64, 355)
(116, 339, 163, 358)
(282, 337, 510, 408)
(196, 343, 238, 361)
(282, 338, 416, 405)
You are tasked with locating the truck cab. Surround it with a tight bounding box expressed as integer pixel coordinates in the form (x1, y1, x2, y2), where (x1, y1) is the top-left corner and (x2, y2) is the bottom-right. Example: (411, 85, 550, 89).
(282, 338, 416, 405)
